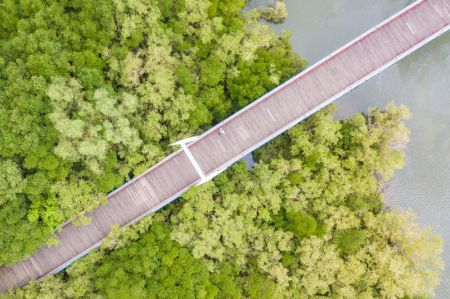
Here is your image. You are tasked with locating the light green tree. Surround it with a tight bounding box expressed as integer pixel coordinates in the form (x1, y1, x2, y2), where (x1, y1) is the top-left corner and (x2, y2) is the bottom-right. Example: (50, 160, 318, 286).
(47, 78, 142, 174)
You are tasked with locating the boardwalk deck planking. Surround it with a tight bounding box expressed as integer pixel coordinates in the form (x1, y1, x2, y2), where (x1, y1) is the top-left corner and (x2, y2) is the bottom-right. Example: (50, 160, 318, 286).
(1, 0, 449, 292)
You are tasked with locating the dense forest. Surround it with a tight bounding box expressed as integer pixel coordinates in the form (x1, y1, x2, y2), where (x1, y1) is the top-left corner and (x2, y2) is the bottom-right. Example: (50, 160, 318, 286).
(0, 0, 443, 298)
(0, 0, 303, 265)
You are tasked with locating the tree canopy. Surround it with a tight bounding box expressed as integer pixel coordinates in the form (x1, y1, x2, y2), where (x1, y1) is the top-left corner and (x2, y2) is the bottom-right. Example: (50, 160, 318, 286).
(0, 0, 305, 265)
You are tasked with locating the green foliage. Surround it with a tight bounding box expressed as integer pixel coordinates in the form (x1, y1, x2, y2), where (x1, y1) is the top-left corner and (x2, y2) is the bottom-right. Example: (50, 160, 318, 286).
(285, 211, 319, 239)
(281, 252, 297, 268)
(259, 0, 288, 24)
(200, 56, 227, 87)
(345, 193, 383, 213)
(170, 162, 291, 277)
(0, 160, 24, 206)
(95, 224, 219, 299)
(242, 272, 276, 299)
(228, 31, 306, 109)
(287, 172, 303, 185)
(47, 78, 142, 174)
(0, 159, 53, 265)
(0, 0, 304, 265)
(210, 263, 243, 299)
(333, 229, 367, 255)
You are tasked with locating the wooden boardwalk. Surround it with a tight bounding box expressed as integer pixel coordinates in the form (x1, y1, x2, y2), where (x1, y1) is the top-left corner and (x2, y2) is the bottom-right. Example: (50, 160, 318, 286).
(1, 0, 449, 292)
